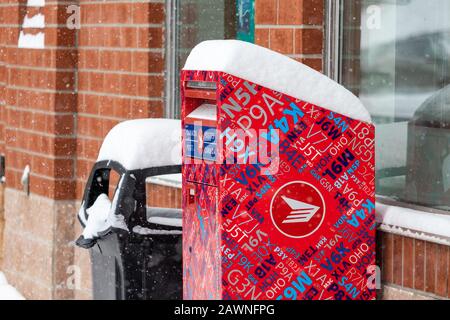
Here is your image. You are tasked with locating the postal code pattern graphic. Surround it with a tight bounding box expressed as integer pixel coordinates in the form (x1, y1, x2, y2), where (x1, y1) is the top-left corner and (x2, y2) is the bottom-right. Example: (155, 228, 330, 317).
(182, 70, 376, 300)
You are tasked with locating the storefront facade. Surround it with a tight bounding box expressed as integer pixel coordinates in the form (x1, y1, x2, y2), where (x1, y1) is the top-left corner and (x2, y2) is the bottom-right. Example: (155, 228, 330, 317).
(0, 0, 449, 299)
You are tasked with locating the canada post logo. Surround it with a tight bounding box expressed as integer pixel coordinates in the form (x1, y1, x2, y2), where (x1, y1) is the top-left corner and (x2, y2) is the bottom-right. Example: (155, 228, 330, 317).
(270, 181, 326, 238)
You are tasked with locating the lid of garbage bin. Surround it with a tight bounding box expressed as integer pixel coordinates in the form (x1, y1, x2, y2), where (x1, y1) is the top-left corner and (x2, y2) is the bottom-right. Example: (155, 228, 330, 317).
(183, 40, 372, 124)
(97, 119, 181, 170)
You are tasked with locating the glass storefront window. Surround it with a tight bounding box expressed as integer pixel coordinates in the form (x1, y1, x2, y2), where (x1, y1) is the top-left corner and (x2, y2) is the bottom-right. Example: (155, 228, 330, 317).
(340, 0, 450, 211)
(166, 0, 254, 118)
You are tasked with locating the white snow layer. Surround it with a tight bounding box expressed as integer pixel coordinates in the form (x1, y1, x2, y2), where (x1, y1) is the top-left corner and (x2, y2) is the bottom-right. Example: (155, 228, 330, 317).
(82, 194, 112, 239)
(133, 226, 182, 236)
(23, 13, 45, 28)
(18, 31, 45, 49)
(27, 0, 45, 6)
(376, 202, 450, 242)
(20, 165, 30, 186)
(148, 217, 182, 227)
(183, 40, 372, 123)
(81, 176, 129, 239)
(0, 272, 25, 300)
(147, 173, 182, 189)
(97, 119, 182, 170)
(187, 103, 217, 121)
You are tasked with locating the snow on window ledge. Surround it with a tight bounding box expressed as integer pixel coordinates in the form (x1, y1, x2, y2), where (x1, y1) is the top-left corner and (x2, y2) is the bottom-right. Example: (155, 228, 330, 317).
(376, 201, 450, 246)
(147, 173, 182, 189)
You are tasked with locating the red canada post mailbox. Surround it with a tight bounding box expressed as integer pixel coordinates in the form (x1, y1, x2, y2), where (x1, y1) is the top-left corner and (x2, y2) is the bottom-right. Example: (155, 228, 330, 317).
(181, 40, 376, 300)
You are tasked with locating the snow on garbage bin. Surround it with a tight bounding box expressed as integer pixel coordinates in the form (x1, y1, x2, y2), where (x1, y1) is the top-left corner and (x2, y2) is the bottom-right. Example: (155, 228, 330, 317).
(76, 119, 182, 300)
(181, 40, 376, 300)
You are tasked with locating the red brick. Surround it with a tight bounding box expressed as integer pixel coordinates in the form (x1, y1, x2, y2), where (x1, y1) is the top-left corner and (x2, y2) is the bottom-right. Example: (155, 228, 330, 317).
(270, 28, 294, 54)
(89, 72, 104, 92)
(78, 72, 89, 91)
(56, 50, 78, 69)
(120, 74, 138, 96)
(435, 244, 448, 297)
(403, 237, 414, 288)
(133, 3, 164, 24)
(414, 239, 425, 291)
(83, 138, 102, 160)
(425, 242, 437, 293)
(82, 4, 102, 24)
(54, 114, 75, 136)
(120, 27, 138, 48)
(295, 28, 323, 54)
(83, 94, 99, 115)
(381, 232, 393, 284)
(138, 28, 163, 49)
(131, 52, 164, 73)
(98, 96, 115, 117)
(392, 235, 403, 286)
(113, 98, 131, 119)
(255, 0, 277, 24)
(104, 74, 121, 94)
(54, 137, 76, 157)
(56, 72, 75, 91)
(116, 51, 132, 72)
(105, 28, 122, 47)
(54, 180, 76, 200)
(55, 93, 77, 113)
(84, 50, 99, 69)
(302, 0, 324, 25)
(99, 51, 114, 70)
(255, 29, 270, 48)
(278, 0, 302, 24)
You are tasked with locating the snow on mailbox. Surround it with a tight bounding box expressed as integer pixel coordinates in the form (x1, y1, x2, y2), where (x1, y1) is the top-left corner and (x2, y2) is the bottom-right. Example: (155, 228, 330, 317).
(181, 40, 376, 300)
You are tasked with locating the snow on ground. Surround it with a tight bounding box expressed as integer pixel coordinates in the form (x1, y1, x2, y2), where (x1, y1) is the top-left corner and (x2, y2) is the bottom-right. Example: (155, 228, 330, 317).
(97, 119, 181, 170)
(0, 272, 25, 300)
(183, 40, 372, 123)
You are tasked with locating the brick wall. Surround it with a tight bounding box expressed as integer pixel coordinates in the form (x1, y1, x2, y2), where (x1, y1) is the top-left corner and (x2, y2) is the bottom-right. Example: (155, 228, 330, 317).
(73, 1, 166, 299)
(0, 183, 4, 265)
(76, 0, 165, 199)
(1, 0, 77, 200)
(0, 0, 166, 300)
(378, 231, 450, 299)
(147, 183, 181, 209)
(0, 0, 79, 299)
(0, 3, 5, 156)
(254, 0, 324, 72)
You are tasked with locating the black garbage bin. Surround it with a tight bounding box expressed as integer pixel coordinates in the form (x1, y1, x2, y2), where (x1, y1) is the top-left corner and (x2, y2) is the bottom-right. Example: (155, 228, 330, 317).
(76, 160, 182, 300)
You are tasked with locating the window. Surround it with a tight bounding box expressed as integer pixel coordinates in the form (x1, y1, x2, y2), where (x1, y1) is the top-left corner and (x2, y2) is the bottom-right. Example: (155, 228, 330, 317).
(165, 0, 255, 118)
(336, 0, 450, 211)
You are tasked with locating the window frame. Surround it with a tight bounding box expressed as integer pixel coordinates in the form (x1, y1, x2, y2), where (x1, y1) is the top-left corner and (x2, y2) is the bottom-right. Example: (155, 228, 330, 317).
(164, 0, 179, 119)
(324, 0, 450, 216)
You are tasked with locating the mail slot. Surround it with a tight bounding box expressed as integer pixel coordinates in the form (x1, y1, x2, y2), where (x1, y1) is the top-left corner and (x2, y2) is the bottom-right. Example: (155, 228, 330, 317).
(181, 40, 376, 300)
